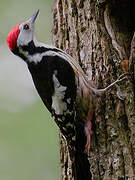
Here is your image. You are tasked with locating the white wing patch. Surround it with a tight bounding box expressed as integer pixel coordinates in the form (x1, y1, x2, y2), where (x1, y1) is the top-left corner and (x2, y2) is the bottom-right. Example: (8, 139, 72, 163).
(52, 71, 67, 115)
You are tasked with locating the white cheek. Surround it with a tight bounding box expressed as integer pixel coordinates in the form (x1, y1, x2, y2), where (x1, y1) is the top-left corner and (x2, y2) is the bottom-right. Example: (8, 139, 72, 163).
(17, 30, 33, 46)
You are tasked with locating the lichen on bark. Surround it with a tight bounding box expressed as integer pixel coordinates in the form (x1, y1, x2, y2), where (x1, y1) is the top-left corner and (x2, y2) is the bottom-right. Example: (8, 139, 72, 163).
(52, 0, 135, 179)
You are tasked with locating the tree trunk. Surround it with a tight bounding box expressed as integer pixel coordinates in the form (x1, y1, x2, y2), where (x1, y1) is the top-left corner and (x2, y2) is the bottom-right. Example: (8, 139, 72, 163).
(52, 0, 135, 179)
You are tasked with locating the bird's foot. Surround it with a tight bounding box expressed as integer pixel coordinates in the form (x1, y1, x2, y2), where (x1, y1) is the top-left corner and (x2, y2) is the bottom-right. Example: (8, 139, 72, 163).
(84, 120, 92, 156)
(84, 109, 94, 156)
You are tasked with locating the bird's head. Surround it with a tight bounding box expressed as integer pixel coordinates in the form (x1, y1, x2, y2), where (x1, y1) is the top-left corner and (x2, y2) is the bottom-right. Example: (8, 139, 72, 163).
(7, 10, 39, 54)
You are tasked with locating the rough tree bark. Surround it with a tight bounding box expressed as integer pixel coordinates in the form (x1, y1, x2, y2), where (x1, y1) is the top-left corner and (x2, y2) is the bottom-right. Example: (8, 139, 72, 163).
(52, 0, 135, 179)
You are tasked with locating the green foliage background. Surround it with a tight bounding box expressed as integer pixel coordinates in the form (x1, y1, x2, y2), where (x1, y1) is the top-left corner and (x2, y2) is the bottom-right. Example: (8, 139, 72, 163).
(0, 0, 60, 179)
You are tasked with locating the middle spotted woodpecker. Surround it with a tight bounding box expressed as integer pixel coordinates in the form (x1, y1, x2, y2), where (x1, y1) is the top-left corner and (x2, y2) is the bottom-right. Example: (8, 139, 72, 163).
(7, 10, 126, 180)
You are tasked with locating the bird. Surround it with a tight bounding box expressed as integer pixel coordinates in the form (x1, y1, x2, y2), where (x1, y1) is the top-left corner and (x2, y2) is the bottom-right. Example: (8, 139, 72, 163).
(7, 10, 126, 180)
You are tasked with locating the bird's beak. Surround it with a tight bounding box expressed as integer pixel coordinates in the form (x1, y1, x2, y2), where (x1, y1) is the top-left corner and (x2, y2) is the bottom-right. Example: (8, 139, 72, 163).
(29, 9, 39, 24)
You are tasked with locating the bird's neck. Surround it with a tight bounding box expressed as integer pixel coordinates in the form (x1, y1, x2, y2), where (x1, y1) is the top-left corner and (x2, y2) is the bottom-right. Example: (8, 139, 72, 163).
(17, 39, 63, 65)
(17, 39, 51, 64)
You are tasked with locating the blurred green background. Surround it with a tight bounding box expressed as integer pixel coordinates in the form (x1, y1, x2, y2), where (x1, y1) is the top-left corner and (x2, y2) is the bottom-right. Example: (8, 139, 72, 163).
(0, 0, 60, 180)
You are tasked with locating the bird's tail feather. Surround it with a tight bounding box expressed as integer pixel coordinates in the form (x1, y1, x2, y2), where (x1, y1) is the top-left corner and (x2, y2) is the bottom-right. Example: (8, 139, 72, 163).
(73, 152, 92, 180)
(73, 121, 92, 180)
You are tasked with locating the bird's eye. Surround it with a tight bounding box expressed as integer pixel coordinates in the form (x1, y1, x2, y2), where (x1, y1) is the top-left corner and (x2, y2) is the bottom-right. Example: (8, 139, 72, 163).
(23, 24, 29, 30)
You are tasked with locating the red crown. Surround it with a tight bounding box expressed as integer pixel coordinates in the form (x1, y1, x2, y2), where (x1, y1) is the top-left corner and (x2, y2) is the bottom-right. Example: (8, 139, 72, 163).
(7, 24, 20, 51)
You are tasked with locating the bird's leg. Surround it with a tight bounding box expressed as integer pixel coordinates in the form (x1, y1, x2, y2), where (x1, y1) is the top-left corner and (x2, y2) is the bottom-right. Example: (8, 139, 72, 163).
(84, 109, 94, 156)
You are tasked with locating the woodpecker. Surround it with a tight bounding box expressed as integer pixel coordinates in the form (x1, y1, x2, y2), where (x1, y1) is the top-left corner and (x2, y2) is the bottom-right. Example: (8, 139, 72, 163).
(7, 10, 126, 180)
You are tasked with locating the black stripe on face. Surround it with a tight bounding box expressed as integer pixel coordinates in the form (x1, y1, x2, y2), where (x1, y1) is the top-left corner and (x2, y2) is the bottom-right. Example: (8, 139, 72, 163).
(12, 47, 27, 61)
(20, 41, 61, 55)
